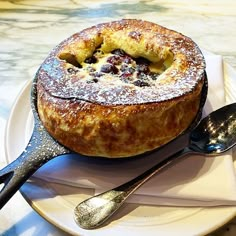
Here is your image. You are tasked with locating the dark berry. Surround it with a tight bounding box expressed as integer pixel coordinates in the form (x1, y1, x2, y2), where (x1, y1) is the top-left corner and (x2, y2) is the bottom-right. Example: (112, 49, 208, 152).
(67, 68, 78, 74)
(137, 64, 150, 73)
(85, 56, 97, 64)
(100, 64, 118, 74)
(111, 49, 126, 57)
(121, 64, 135, 73)
(128, 67, 135, 74)
(133, 80, 150, 87)
(123, 56, 133, 64)
(107, 55, 122, 65)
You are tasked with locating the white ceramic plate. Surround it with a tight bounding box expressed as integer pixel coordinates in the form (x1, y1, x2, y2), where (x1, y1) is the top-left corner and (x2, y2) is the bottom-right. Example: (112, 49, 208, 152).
(4, 61, 236, 236)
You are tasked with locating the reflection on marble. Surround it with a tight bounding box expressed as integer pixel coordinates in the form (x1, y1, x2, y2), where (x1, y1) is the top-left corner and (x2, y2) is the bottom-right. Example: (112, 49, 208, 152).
(0, 0, 236, 235)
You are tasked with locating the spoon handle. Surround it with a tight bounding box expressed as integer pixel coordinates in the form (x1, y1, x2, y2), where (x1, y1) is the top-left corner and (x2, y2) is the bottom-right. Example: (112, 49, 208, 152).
(74, 148, 190, 229)
(0, 121, 69, 209)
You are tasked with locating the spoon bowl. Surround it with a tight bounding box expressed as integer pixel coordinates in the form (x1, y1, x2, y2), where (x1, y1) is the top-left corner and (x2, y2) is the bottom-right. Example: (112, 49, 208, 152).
(190, 105, 236, 154)
(74, 102, 236, 230)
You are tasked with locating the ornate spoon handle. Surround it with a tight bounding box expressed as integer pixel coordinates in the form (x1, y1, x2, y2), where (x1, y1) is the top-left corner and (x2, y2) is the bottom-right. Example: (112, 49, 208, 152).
(74, 148, 190, 229)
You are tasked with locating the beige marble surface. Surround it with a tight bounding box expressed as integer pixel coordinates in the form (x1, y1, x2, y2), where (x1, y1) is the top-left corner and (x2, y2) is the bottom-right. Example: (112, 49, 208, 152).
(0, 0, 236, 235)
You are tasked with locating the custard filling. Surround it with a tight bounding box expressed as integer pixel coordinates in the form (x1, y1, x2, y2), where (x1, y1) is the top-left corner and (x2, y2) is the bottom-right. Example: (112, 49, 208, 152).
(59, 48, 173, 87)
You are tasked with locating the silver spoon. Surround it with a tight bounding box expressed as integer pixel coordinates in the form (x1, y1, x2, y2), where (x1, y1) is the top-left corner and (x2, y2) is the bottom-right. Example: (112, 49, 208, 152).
(74, 102, 236, 229)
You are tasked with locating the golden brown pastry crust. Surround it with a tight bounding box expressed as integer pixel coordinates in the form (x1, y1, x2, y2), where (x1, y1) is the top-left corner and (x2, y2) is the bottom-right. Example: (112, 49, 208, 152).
(36, 19, 206, 158)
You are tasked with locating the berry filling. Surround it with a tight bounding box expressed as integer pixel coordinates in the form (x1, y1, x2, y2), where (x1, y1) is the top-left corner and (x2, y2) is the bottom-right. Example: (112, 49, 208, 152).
(63, 48, 169, 87)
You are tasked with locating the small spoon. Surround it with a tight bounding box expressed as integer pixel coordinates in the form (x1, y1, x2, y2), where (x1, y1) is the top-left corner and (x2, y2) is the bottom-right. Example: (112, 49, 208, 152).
(74, 102, 236, 229)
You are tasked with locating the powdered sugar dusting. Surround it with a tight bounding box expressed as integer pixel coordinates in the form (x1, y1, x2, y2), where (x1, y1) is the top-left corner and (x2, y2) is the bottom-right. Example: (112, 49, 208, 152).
(37, 19, 206, 105)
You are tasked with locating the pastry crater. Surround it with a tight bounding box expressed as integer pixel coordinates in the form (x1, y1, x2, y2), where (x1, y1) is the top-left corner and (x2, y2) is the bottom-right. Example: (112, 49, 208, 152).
(39, 19, 205, 105)
(37, 19, 206, 158)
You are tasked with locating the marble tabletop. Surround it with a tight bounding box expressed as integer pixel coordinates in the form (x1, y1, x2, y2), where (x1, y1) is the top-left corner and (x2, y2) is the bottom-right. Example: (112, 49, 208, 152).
(0, 0, 236, 235)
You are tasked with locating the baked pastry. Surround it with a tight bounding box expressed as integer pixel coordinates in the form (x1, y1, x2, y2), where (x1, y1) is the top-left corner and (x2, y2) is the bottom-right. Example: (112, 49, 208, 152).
(36, 19, 206, 158)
